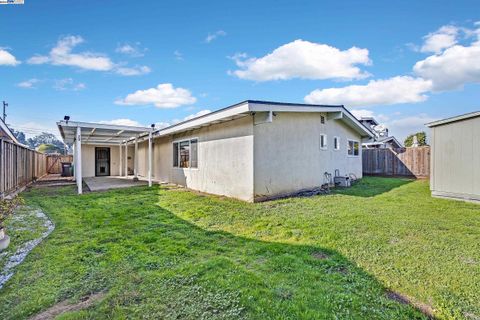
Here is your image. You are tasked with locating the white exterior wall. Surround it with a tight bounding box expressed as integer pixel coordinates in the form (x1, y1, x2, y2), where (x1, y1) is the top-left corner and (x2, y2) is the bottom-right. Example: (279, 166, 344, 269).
(253, 112, 363, 200)
(138, 116, 255, 201)
(430, 116, 480, 202)
(81, 144, 124, 177)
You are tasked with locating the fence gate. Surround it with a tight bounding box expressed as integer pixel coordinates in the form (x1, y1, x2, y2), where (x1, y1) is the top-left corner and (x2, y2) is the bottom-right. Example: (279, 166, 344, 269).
(46, 155, 74, 174)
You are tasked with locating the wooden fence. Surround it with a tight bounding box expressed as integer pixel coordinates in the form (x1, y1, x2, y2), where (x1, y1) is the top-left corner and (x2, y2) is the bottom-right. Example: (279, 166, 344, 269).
(362, 146, 430, 178)
(0, 139, 47, 198)
(46, 154, 73, 174)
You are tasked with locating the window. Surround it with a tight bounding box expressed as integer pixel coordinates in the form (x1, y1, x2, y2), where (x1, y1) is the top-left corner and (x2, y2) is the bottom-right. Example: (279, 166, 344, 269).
(320, 134, 327, 149)
(190, 139, 198, 168)
(334, 137, 340, 150)
(320, 115, 325, 124)
(173, 142, 179, 167)
(348, 140, 359, 156)
(173, 138, 198, 168)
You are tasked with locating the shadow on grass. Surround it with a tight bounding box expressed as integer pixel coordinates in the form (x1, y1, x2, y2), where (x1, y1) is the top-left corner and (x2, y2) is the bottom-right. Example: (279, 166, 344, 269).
(333, 176, 414, 198)
(0, 185, 429, 319)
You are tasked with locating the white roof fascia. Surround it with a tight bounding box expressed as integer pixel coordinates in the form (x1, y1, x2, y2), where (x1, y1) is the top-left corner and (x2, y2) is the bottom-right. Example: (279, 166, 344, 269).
(156, 101, 250, 137)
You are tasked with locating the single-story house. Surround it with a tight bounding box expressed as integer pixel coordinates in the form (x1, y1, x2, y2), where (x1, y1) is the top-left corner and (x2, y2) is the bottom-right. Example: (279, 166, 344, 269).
(426, 111, 480, 203)
(58, 100, 373, 202)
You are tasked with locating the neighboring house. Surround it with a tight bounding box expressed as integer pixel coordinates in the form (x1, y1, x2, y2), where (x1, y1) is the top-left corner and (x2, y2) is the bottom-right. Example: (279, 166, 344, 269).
(58, 100, 373, 201)
(359, 117, 402, 149)
(426, 111, 480, 203)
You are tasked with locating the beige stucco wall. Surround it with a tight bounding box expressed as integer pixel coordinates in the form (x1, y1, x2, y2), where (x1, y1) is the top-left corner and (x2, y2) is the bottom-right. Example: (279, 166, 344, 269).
(137, 116, 255, 201)
(430, 116, 480, 201)
(133, 112, 364, 202)
(81, 144, 125, 177)
(253, 112, 363, 199)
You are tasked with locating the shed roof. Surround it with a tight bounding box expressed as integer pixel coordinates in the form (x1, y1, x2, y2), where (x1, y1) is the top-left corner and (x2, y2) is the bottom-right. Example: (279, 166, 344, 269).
(426, 111, 480, 127)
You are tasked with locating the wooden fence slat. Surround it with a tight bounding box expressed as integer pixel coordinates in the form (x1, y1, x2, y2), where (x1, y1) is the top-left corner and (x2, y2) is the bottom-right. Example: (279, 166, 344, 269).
(362, 146, 430, 178)
(0, 138, 48, 198)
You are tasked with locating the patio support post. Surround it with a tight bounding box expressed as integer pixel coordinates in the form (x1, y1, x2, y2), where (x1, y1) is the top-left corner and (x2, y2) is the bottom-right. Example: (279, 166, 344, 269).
(124, 142, 128, 177)
(119, 144, 122, 176)
(75, 126, 83, 194)
(134, 136, 138, 179)
(148, 130, 152, 187)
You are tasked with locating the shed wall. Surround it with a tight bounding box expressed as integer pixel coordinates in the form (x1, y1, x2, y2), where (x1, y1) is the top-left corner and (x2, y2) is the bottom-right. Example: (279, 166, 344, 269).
(430, 116, 480, 202)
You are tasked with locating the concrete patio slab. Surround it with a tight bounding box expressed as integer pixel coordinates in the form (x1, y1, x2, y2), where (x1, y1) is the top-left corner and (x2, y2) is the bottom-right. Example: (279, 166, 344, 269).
(84, 176, 147, 192)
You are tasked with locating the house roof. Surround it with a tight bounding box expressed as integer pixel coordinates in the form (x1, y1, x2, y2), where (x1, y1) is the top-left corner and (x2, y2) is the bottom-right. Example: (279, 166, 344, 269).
(359, 117, 379, 126)
(363, 136, 402, 147)
(57, 121, 151, 145)
(153, 100, 373, 139)
(0, 117, 22, 145)
(426, 111, 480, 127)
(57, 100, 374, 145)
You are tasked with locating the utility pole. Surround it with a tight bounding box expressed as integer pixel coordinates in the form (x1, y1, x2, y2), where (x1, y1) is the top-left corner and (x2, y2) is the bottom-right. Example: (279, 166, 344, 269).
(2, 101, 7, 122)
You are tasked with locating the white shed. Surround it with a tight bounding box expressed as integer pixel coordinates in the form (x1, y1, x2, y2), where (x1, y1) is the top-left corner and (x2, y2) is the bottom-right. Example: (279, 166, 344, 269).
(426, 111, 480, 203)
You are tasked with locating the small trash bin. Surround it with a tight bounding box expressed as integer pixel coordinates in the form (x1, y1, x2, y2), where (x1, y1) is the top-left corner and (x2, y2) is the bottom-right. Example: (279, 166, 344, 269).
(61, 162, 72, 177)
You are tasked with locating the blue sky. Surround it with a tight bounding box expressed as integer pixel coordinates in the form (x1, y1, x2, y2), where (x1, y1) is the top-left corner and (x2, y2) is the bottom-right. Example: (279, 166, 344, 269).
(1, 0, 479, 141)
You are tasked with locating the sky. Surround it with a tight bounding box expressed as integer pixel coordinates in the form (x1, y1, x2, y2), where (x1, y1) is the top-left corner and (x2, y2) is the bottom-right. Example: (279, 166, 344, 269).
(0, 0, 479, 141)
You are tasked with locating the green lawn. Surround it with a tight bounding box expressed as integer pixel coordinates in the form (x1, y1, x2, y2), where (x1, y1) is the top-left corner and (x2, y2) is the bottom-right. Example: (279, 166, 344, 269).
(0, 177, 479, 319)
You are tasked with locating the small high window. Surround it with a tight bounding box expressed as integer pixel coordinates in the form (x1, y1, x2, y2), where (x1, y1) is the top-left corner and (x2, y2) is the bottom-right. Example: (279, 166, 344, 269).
(334, 137, 340, 150)
(320, 115, 325, 124)
(173, 139, 198, 168)
(348, 140, 359, 156)
(320, 134, 327, 149)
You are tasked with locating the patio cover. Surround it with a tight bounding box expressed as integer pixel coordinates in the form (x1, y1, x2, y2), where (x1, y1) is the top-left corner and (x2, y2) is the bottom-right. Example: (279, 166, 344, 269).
(57, 120, 154, 194)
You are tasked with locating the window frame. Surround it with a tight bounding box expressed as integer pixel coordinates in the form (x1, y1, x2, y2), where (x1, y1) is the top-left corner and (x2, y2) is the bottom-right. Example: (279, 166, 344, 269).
(333, 136, 340, 151)
(172, 137, 199, 169)
(320, 134, 328, 150)
(347, 139, 360, 157)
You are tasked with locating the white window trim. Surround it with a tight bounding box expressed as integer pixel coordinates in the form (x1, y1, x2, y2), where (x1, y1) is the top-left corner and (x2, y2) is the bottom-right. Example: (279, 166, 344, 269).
(333, 136, 340, 151)
(320, 134, 327, 150)
(173, 137, 199, 169)
(347, 139, 360, 157)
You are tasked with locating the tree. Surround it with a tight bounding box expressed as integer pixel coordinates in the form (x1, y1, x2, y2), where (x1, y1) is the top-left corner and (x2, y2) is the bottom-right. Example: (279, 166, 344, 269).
(37, 143, 63, 154)
(10, 129, 27, 145)
(404, 131, 427, 147)
(27, 132, 65, 153)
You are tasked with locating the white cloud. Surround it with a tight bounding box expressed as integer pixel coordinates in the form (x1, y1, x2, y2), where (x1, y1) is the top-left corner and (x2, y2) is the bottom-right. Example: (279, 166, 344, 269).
(53, 78, 86, 91)
(27, 55, 50, 64)
(230, 40, 371, 82)
(183, 109, 211, 121)
(386, 114, 437, 142)
(174, 50, 183, 61)
(305, 76, 433, 107)
(413, 42, 480, 91)
(28, 36, 115, 71)
(28, 36, 151, 76)
(350, 109, 375, 119)
(205, 30, 226, 43)
(115, 65, 151, 76)
(420, 25, 459, 53)
(115, 43, 146, 57)
(17, 78, 41, 89)
(0, 48, 20, 66)
(99, 119, 143, 127)
(115, 83, 197, 108)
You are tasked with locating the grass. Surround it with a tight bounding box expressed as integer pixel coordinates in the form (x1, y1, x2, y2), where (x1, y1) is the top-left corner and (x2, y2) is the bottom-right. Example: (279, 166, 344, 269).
(0, 177, 478, 319)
